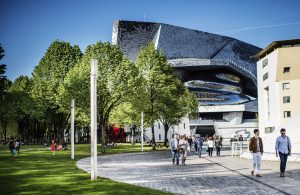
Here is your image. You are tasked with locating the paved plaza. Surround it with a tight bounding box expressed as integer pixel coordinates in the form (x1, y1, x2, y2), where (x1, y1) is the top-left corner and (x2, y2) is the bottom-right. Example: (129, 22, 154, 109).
(77, 149, 300, 195)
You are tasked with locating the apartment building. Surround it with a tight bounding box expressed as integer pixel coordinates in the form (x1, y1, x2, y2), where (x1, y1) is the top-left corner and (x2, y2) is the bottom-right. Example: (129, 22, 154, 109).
(254, 39, 300, 154)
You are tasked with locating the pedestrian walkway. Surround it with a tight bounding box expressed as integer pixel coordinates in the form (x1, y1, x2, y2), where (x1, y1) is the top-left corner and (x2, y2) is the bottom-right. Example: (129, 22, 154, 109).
(77, 150, 300, 195)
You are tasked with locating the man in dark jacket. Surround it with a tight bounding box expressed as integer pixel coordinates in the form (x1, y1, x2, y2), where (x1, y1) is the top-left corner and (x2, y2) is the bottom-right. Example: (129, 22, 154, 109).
(249, 129, 263, 177)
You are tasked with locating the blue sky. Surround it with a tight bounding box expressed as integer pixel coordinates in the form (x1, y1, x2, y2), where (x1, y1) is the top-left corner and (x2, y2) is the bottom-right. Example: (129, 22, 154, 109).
(1, 0, 300, 81)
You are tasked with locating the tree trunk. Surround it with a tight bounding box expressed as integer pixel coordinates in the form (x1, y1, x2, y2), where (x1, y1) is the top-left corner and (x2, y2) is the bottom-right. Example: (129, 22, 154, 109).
(58, 113, 70, 145)
(101, 123, 106, 154)
(151, 124, 156, 150)
(4, 124, 7, 143)
(131, 127, 135, 145)
(2, 120, 7, 143)
(163, 123, 169, 147)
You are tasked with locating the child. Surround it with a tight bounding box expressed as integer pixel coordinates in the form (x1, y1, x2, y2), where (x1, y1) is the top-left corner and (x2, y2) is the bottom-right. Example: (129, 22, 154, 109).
(8, 139, 15, 155)
(15, 139, 21, 155)
(51, 140, 56, 155)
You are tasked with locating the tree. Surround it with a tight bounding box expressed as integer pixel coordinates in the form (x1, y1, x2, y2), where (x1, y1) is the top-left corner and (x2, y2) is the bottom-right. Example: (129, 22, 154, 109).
(0, 44, 6, 96)
(159, 85, 198, 147)
(135, 43, 178, 149)
(59, 42, 139, 152)
(0, 79, 12, 143)
(110, 102, 149, 145)
(0, 44, 10, 142)
(8, 76, 41, 143)
(31, 40, 82, 144)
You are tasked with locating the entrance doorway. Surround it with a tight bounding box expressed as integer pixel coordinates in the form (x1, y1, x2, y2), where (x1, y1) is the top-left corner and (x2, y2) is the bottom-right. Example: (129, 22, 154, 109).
(195, 125, 215, 137)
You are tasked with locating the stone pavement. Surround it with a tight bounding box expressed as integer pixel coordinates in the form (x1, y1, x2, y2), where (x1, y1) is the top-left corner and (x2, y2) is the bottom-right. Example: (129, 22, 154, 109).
(77, 150, 300, 195)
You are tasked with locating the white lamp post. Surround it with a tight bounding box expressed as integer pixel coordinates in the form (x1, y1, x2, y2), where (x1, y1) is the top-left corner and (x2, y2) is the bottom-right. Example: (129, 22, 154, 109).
(91, 59, 98, 180)
(71, 99, 75, 160)
(141, 112, 144, 152)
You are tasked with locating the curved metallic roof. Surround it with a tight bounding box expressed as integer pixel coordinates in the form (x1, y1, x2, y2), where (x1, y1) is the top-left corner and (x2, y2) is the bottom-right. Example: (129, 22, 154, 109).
(112, 20, 261, 108)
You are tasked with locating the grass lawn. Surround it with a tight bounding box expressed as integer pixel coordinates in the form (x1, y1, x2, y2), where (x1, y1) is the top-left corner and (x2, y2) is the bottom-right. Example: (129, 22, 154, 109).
(0, 143, 171, 195)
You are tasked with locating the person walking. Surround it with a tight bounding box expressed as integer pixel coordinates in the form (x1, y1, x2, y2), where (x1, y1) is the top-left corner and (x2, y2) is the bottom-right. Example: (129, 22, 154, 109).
(170, 134, 179, 165)
(275, 128, 291, 178)
(178, 135, 188, 165)
(15, 139, 21, 155)
(51, 139, 56, 155)
(8, 138, 15, 155)
(249, 129, 263, 177)
(193, 135, 198, 153)
(207, 137, 214, 157)
(196, 137, 203, 158)
(188, 136, 192, 149)
(215, 136, 222, 157)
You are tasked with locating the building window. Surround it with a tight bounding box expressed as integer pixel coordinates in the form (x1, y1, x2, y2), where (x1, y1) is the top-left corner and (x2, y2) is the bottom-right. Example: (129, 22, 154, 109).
(263, 59, 268, 68)
(159, 134, 161, 140)
(282, 83, 290, 90)
(283, 67, 290, 73)
(264, 87, 270, 121)
(263, 72, 268, 81)
(284, 111, 291, 118)
(283, 96, 290, 103)
(184, 123, 185, 129)
(158, 122, 160, 129)
(265, 127, 275, 134)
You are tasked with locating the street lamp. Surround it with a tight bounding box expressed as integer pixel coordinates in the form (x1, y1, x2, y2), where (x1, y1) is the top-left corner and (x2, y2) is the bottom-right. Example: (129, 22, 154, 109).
(91, 59, 98, 180)
(71, 99, 75, 160)
(141, 112, 144, 152)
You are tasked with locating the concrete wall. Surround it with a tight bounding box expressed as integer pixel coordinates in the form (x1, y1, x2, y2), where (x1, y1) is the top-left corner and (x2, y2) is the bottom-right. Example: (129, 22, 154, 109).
(257, 49, 281, 136)
(223, 112, 243, 125)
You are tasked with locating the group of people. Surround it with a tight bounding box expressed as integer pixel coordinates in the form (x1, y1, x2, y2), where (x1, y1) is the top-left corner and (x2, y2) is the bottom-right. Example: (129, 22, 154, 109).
(8, 138, 21, 155)
(170, 134, 223, 165)
(206, 136, 223, 157)
(170, 134, 190, 165)
(249, 128, 291, 178)
(170, 128, 291, 179)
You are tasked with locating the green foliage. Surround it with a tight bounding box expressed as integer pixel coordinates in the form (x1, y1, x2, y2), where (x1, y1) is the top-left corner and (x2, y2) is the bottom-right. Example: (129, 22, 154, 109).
(0, 44, 7, 94)
(9, 76, 34, 118)
(134, 43, 197, 146)
(32, 40, 82, 112)
(31, 40, 82, 143)
(135, 43, 173, 126)
(59, 42, 139, 144)
(110, 103, 140, 127)
(7, 76, 40, 139)
(0, 79, 13, 142)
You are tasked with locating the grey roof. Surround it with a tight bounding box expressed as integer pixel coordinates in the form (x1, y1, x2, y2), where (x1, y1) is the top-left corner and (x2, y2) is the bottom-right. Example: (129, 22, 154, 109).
(112, 20, 261, 65)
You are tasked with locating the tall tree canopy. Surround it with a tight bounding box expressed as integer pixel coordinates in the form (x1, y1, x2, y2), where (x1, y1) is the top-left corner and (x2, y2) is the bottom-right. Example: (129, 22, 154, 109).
(158, 84, 198, 146)
(0, 44, 10, 142)
(31, 40, 82, 144)
(0, 44, 7, 102)
(59, 42, 139, 151)
(135, 43, 178, 148)
(8, 76, 39, 142)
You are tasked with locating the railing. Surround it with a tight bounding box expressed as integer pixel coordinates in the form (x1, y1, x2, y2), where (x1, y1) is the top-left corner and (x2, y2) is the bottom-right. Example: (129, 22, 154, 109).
(231, 141, 249, 158)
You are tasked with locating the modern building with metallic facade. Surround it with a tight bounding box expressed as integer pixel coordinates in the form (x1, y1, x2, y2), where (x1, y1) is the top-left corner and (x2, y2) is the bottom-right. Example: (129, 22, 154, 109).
(112, 20, 261, 140)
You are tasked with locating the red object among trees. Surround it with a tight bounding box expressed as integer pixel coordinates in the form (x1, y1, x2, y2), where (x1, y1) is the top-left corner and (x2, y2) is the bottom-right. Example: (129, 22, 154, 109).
(109, 125, 125, 142)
